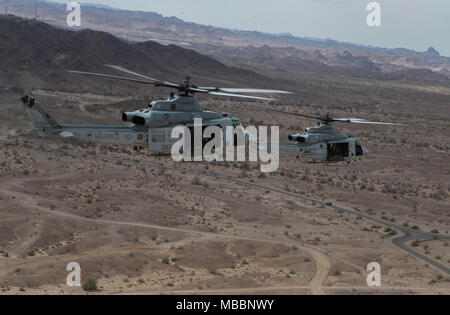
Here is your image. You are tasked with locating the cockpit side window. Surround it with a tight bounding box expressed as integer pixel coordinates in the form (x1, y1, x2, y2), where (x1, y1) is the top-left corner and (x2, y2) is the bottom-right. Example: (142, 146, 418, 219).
(355, 143, 363, 156)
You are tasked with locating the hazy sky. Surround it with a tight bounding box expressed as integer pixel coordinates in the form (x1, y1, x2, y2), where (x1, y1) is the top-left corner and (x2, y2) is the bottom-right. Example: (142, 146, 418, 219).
(50, 0, 450, 56)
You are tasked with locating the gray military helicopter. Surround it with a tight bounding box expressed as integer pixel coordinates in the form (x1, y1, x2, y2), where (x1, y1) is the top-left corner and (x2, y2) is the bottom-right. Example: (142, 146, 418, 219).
(20, 65, 292, 153)
(256, 105, 403, 163)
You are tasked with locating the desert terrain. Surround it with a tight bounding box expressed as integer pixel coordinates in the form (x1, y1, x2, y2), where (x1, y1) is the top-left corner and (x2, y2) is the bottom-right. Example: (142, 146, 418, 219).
(0, 12, 449, 295)
(0, 82, 449, 295)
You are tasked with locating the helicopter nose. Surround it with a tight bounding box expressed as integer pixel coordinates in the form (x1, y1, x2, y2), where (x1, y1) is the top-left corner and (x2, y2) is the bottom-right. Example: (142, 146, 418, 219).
(362, 146, 369, 155)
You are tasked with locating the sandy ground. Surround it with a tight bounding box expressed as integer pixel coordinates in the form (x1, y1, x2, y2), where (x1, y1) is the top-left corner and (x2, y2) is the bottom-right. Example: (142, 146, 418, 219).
(0, 71, 449, 295)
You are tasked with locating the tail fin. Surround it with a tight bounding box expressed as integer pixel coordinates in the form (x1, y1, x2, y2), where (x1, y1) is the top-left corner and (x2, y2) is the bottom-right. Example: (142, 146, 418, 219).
(21, 96, 61, 136)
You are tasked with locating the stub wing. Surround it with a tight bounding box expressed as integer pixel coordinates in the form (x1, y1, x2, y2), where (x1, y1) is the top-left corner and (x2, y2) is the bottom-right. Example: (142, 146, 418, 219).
(185, 118, 233, 128)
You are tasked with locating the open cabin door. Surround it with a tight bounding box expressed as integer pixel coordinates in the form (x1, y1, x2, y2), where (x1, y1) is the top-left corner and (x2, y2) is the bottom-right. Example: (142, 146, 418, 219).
(327, 142, 349, 161)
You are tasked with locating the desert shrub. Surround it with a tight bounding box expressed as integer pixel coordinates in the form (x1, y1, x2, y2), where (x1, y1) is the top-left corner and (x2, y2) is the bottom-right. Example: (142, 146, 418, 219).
(161, 257, 170, 264)
(82, 278, 98, 292)
(333, 269, 341, 276)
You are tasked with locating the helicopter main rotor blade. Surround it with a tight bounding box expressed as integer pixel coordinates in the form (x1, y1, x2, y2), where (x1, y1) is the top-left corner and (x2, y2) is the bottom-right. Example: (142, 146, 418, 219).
(251, 105, 323, 120)
(186, 88, 278, 100)
(187, 87, 210, 94)
(66, 70, 178, 89)
(104, 65, 180, 88)
(332, 118, 404, 125)
(248, 105, 404, 125)
(199, 87, 294, 94)
(208, 92, 277, 101)
(68, 67, 289, 101)
(221, 88, 293, 94)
